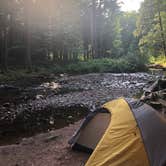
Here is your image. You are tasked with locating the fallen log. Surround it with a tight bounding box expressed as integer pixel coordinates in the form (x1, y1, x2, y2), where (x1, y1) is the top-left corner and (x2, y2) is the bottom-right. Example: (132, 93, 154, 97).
(141, 79, 166, 114)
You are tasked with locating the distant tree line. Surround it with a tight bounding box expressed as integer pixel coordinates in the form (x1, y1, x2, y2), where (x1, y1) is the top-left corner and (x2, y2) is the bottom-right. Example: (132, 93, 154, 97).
(135, 0, 166, 58)
(0, 0, 165, 73)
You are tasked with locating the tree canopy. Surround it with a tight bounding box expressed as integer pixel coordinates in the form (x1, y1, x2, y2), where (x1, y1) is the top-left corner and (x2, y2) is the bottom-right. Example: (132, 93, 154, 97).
(0, 0, 165, 73)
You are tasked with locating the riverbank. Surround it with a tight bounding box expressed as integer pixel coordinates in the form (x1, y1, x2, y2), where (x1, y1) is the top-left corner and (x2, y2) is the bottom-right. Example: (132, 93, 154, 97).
(0, 73, 157, 143)
(0, 72, 159, 166)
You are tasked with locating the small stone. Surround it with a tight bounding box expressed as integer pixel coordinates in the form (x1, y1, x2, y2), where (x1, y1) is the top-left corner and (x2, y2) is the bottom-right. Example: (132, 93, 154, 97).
(49, 117, 54, 125)
(68, 116, 73, 120)
(60, 74, 64, 77)
(44, 135, 59, 143)
(3, 103, 10, 107)
(36, 95, 44, 100)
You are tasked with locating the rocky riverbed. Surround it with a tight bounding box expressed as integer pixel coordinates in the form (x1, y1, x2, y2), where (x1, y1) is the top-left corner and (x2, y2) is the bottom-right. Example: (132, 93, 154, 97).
(0, 72, 161, 166)
(0, 73, 158, 144)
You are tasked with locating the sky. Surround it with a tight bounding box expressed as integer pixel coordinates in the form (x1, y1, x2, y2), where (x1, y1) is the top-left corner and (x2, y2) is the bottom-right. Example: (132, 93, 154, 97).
(119, 0, 144, 11)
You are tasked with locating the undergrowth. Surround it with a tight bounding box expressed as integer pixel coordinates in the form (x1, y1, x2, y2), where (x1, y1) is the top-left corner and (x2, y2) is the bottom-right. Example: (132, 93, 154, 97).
(0, 57, 147, 82)
(149, 55, 166, 67)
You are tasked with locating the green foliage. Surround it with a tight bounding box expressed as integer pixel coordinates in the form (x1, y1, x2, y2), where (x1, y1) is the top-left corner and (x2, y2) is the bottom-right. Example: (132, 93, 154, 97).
(115, 12, 139, 57)
(50, 57, 147, 74)
(135, 0, 166, 57)
(125, 52, 148, 71)
(0, 69, 46, 82)
(149, 55, 166, 67)
(0, 0, 151, 74)
(0, 56, 147, 82)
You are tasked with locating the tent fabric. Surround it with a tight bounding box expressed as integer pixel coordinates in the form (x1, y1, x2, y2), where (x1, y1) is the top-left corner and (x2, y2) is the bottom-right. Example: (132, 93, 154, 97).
(68, 108, 109, 153)
(75, 113, 110, 151)
(69, 97, 166, 165)
(128, 99, 166, 166)
(85, 98, 149, 166)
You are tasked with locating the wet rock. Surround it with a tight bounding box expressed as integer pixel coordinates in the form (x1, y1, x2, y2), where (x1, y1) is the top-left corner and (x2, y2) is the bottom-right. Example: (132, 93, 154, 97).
(0, 72, 157, 141)
(0, 85, 20, 91)
(3, 103, 10, 107)
(60, 74, 65, 77)
(49, 82, 61, 89)
(36, 95, 44, 100)
(67, 116, 73, 120)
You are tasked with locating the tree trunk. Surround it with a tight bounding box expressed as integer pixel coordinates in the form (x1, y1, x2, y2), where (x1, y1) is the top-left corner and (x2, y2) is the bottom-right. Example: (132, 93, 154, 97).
(25, 1, 32, 71)
(25, 24, 32, 70)
(91, 0, 97, 59)
(83, 42, 88, 60)
(97, 0, 103, 58)
(0, 32, 3, 72)
(0, 26, 8, 73)
(4, 29, 8, 71)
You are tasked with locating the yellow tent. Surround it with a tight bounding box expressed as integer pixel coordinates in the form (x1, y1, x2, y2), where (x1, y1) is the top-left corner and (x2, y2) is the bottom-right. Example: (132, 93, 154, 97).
(69, 98, 166, 166)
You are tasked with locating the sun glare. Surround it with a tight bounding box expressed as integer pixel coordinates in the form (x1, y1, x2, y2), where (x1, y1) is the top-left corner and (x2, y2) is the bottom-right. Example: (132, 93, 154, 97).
(119, 0, 144, 11)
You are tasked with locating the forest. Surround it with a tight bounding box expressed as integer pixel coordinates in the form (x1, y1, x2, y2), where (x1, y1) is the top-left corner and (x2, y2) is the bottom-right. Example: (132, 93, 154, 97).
(0, 0, 165, 75)
(0, 1, 166, 166)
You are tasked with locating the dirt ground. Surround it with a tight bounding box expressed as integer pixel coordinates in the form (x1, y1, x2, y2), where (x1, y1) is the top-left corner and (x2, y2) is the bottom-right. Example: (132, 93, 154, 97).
(0, 120, 89, 166)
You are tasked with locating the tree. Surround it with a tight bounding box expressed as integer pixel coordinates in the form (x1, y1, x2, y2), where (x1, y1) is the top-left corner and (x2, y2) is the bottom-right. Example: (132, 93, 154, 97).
(119, 12, 139, 56)
(0, 0, 145, 72)
(135, 0, 166, 57)
(156, 0, 166, 57)
(0, 0, 17, 72)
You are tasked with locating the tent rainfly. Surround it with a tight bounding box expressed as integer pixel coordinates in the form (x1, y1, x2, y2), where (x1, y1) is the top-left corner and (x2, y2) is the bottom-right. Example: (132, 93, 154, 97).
(69, 98, 166, 166)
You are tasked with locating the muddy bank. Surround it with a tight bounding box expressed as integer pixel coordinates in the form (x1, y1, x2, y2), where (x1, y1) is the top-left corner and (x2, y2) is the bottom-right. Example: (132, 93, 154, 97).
(0, 73, 157, 143)
(0, 104, 88, 146)
(0, 121, 90, 166)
